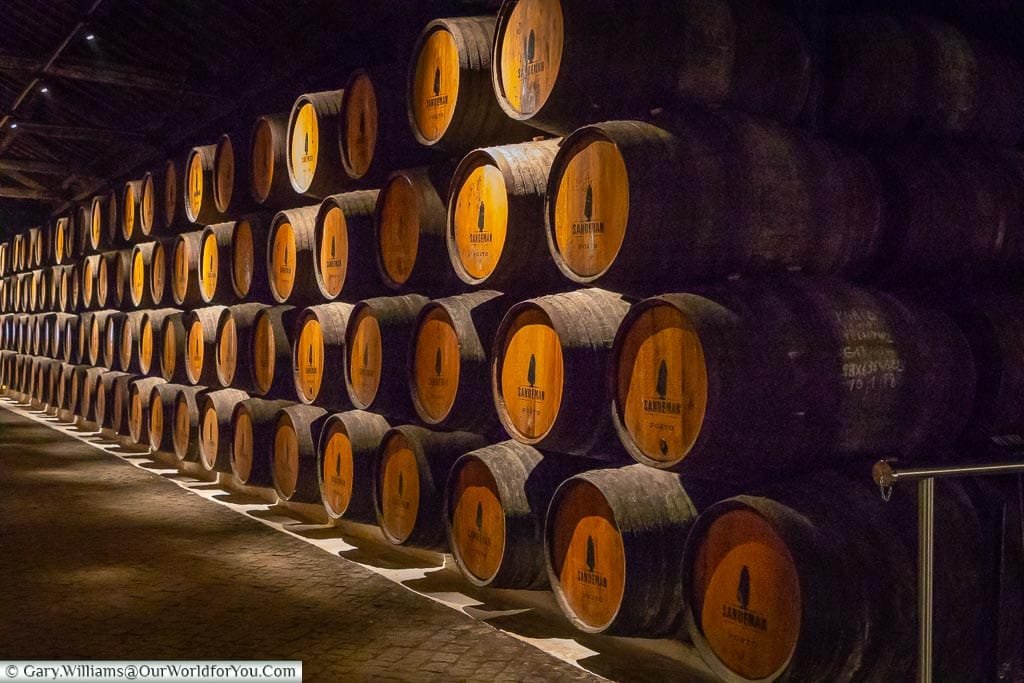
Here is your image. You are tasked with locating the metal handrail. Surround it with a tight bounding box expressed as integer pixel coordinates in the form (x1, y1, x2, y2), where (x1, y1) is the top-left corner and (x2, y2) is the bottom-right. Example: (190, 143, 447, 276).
(872, 459, 1024, 683)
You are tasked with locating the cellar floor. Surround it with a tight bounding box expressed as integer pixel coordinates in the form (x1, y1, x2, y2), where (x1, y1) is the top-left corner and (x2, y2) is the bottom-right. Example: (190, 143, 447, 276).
(0, 403, 710, 683)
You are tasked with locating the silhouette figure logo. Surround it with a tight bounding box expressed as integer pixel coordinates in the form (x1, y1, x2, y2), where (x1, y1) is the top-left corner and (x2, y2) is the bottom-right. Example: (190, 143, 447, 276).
(738, 565, 751, 610)
(656, 360, 667, 400)
(435, 348, 442, 376)
(478, 201, 486, 232)
(433, 67, 441, 96)
(585, 536, 596, 573)
(476, 501, 483, 530)
(527, 354, 536, 387)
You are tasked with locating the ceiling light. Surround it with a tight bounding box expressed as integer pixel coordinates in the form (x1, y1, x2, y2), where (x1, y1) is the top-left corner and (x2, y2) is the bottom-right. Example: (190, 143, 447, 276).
(40, 87, 48, 93)
(85, 34, 95, 41)
(10, 123, 17, 129)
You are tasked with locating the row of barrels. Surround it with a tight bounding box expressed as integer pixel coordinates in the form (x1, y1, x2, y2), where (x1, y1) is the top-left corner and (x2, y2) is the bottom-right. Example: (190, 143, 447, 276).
(3, 277, 1023, 479)
(0, 351, 1011, 682)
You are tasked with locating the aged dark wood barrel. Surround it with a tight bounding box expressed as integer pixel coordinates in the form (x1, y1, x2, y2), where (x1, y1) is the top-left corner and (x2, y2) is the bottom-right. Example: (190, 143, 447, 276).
(375, 165, 461, 294)
(139, 168, 164, 237)
(171, 384, 209, 462)
(273, 404, 329, 503)
(65, 364, 90, 416)
(312, 190, 381, 300)
(139, 308, 181, 377)
(213, 129, 255, 216)
(185, 144, 225, 225)
(171, 231, 206, 308)
(117, 310, 148, 373)
(250, 305, 299, 398)
(215, 303, 269, 391)
(55, 362, 76, 413)
(229, 213, 271, 302)
(609, 279, 977, 478)
(78, 366, 106, 422)
(95, 249, 129, 310)
(292, 302, 354, 409)
(100, 312, 127, 370)
(198, 221, 238, 305)
(149, 239, 172, 306)
(267, 205, 321, 304)
(111, 372, 140, 437)
(445, 441, 589, 589)
(198, 388, 251, 473)
(250, 113, 294, 208)
(50, 313, 75, 361)
(824, 14, 1024, 145)
(128, 376, 166, 446)
(493, 288, 630, 457)
(158, 310, 189, 384)
(345, 294, 429, 419)
(230, 398, 296, 487)
(162, 154, 188, 232)
(375, 425, 489, 550)
(53, 217, 70, 266)
(409, 291, 509, 433)
(87, 310, 119, 367)
(287, 89, 348, 198)
(338, 66, 432, 184)
(148, 382, 185, 453)
(183, 306, 228, 386)
(80, 254, 99, 310)
(544, 114, 884, 295)
(90, 195, 112, 252)
(121, 179, 143, 243)
(446, 139, 563, 291)
(73, 311, 92, 364)
(128, 242, 159, 308)
(409, 16, 534, 152)
(316, 410, 391, 522)
(682, 473, 991, 682)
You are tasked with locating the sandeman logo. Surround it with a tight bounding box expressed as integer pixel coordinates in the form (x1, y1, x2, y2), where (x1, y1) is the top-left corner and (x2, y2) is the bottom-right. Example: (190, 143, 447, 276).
(721, 565, 768, 632)
(572, 183, 603, 236)
(359, 109, 366, 138)
(433, 67, 441, 96)
(475, 501, 483, 530)
(428, 347, 446, 387)
(470, 201, 492, 243)
(398, 471, 404, 496)
(435, 348, 442, 376)
(335, 451, 341, 478)
(427, 65, 448, 107)
(576, 535, 608, 587)
(586, 536, 595, 572)
(518, 29, 545, 78)
(517, 354, 544, 400)
(301, 132, 313, 164)
(584, 184, 593, 221)
(643, 359, 682, 416)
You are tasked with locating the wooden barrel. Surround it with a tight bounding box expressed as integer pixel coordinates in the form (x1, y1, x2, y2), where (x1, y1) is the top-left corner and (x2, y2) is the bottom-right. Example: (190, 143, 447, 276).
(28, 227, 44, 268)
(375, 425, 489, 549)
(182, 306, 228, 386)
(316, 410, 391, 521)
(609, 279, 977, 478)
(198, 388, 251, 473)
(73, 204, 91, 257)
(121, 179, 143, 243)
(491, 1, 681, 135)
(445, 441, 588, 589)
(198, 221, 238, 305)
(287, 89, 347, 198)
(80, 255, 99, 310)
(117, 310, 148, 373)
(824, 14, 1024, 145)
(873, 144, 1024, 281)
(344, 294, 429, 419)
(447, 139, 563, 290)
(546, 464, 709, 636)
(375, 165, 460, 293)
(53, 217, 70, 266)
(54, 362, 75, 412)
(128, 376, 165, 445)
(87, 310, 118, 366)
(138, 308, 180, 377)
(312, 190, 381, 300)
(408, 16, 534, 152)
(185, 144, 225, 225)
(273, 404, 329, 503)
(493, 288, 630, 457)
(89, 194, 111, 253)
(61, 314, 80, 364)
(292, 302, 354, 409)
(95, 249, 129, 311)
(682, 474, 990, 682)
(64, 364, 89, 416)
(250, 113, 294, 207)
(139, 169, 164, 237)
(410, 291, 508, 433)
(78, 366, 106, 422)
(128, 242, 159, 308)
(545, 114, 884, 294)
(213, 129, 255, 216)
(250, 305, 299, 398)
(162, 154, 188, 232)
(215, 303, 269, 391)
(158, 309, 189, 383)
(171, 231, 205, 308)
(46, 266, 61, 313)
(29, 269, 47, 312)
(100, 311, 126, 370)
(339, 66, 432, 184)
(101, 371, 136, 434)
(74, 311, 93, 364)
(61, 263, 80, 314)
(267, 205, 321, 304)
(171, 384, 209, 462)
(230, 398, 296, 487)
(50, 313, 75, 361)
(149, 239, 172, 306)
(148, 382, 185, 453)
(228, 213, 271, 302)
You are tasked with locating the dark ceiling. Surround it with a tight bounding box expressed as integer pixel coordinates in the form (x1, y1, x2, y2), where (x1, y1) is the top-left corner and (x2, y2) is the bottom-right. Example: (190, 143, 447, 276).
(0, 0, 467, 235)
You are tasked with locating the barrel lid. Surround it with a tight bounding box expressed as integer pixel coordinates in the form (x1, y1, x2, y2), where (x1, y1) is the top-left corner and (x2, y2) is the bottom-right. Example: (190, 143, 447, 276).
(185, 317, 205, 384)
(410, 24, 459, 144)
(252, 310, 277, 395)
(148, 386, 164, 450)
(494, 303, 563, 443)
(172, 391, 191, 458)
(199, 400, 219, 470)
(273, 413, 300, 499)
(376, 173, 420, 288)
(547, 127, 630, 281)
(494, 0, 564, 119)
(346, 306, 383, 409)
(151, 242, 166, 303)
(231, 405, 254, 483)
(448, 454, 505, 584)
(172, 235, 191, 304)
(449, 153, 509, 284)
(340, 70, 378, 179)
(315, 200, 349, 299)
(250, 117, 276, 204)
(199, 230, 219, 302)
(213, 134, 235, 214)
(122, 181, 137, 240)
(139, 317, 154, 374)
(186, 148, 206, 222)
(130, 247, 146, 307)
(269, 214, 297, 302)
(294, 312, 324, 403)
(319, 417, 354, 519)
(288, 97, 319, 194)
(686, 505, 802, 681)
(160, 317, 178, 379)
(140, 172, 155, 234)
(612, 298, 708, 467)
(119, 316, 133, 369)
(231, 219, 255, 300)
(215, 312, 237, 388)
(90, 196, 104, 249)
(377, 429, 422, 544)
(411, 304, 460, 424)
(129, 388, 144, 442)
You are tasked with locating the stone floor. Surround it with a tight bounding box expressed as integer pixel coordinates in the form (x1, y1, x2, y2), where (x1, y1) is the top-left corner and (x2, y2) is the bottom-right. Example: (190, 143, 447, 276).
(0, 406, 607, 682)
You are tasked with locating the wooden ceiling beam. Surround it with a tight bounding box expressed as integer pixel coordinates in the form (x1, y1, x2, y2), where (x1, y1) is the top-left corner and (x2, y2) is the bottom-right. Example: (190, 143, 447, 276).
(0, 158, 70, 175)
(0, 186, 62, 201)
(12, 121, 146, 143)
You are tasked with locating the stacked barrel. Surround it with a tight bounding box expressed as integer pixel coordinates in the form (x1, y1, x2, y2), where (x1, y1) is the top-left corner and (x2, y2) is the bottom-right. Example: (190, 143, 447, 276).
(2, 1, 1023, 679)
